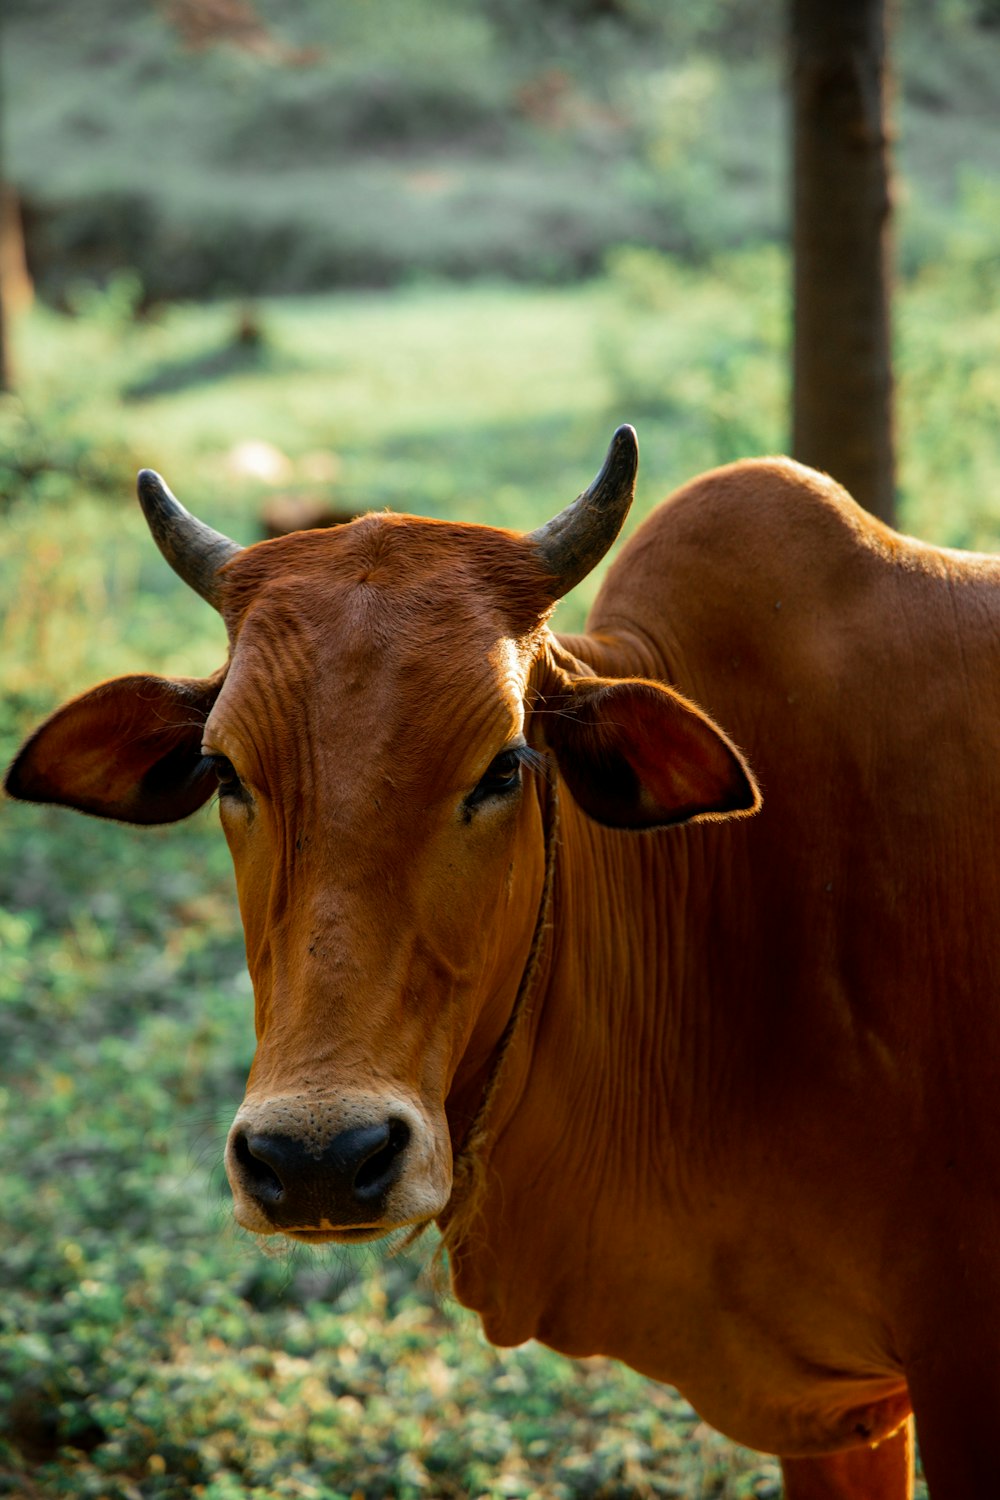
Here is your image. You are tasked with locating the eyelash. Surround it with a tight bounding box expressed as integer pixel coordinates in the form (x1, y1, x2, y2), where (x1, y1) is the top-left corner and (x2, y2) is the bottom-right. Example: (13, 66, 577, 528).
(203, 754, 249, 803)
(465, 745, 542, 811)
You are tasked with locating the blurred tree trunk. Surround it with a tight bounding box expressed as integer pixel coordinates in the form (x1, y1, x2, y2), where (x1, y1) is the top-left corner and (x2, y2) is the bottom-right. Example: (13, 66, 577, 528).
(0, 189, 33, 393)
(791, 0, 896, 524)
(0, 216, 10, 393)
(0, 3, 10, 394)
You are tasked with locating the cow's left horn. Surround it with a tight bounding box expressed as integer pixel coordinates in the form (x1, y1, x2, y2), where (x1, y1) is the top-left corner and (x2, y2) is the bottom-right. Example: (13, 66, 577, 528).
(137, 470, 242, 610)
(527, 425, 638, 600)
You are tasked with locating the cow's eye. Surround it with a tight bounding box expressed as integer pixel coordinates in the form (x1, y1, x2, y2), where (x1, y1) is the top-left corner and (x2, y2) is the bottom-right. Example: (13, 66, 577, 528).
(205, 754, 247, 801)
(466, 748, 523, 810)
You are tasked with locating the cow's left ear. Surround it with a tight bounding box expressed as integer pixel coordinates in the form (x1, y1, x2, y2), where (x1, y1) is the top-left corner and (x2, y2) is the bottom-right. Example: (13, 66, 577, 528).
(539, 676, 760, 830)
(4, 670, 226, 825)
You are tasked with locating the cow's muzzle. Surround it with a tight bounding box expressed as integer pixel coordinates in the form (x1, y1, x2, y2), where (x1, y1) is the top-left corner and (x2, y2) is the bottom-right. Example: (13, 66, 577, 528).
(225, 1093, 451, 1241)
(230, 1118, 410, 1233)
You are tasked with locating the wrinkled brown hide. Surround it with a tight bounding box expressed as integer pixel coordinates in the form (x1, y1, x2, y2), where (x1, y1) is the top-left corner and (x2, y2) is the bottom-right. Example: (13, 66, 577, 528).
(9, 442, 1000, 1498)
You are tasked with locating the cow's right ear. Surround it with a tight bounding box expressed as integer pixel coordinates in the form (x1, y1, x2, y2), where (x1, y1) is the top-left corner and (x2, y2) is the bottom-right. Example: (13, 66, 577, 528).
(4, 670, 226, 825)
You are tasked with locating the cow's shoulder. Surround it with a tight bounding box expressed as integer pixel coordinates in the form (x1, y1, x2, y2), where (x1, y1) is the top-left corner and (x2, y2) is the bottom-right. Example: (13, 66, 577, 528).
(586, 455, 1000, 757)
(634, 456, 895, 580)
(597, 455, 1000, 648)
(590, 458, 887, 666)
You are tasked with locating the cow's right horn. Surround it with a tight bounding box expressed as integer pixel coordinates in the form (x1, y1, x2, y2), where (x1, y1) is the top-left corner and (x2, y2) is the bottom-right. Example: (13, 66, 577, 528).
(527, 425, 638, 600)
(137, 469, 242, 611)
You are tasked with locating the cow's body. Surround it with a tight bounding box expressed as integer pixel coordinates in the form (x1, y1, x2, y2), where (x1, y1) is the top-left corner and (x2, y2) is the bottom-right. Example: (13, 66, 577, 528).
(8, 436, 1000, 1499)
(453, 458, 1000, 1483)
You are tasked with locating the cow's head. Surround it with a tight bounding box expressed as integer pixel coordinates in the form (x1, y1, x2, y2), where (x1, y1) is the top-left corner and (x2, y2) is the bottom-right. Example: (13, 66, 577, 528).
(6, 429, 759, 1244)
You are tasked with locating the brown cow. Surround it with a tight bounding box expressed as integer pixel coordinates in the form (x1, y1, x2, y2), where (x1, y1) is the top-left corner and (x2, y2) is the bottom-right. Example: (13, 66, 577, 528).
(7, 426, 999, 1499)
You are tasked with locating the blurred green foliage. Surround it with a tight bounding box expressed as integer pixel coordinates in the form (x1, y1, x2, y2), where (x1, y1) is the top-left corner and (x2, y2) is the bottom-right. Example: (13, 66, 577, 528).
(7, 0, 1000, 299)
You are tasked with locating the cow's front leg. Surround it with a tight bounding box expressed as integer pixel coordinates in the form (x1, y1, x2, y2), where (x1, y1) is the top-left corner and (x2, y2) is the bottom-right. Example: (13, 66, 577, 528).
(780, 1418, 914, 1499)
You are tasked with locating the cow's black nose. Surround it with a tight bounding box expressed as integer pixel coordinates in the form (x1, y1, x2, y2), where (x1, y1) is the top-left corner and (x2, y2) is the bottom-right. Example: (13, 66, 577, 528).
(232, 1118, 411, 1227)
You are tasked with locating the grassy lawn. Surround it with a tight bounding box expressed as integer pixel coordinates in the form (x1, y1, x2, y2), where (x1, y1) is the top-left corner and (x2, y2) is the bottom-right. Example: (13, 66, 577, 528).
(7, 241, 998, 1493)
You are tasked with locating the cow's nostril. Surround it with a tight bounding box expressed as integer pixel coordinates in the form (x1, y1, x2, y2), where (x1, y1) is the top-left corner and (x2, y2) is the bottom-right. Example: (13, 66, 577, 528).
(230, 1117, 412, 1224)
(353, 1117, 411, 1198)
(234, 1130, 285, 1204)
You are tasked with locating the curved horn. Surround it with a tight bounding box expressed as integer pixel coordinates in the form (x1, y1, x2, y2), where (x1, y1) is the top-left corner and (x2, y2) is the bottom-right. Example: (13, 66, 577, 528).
(527, 425, 638, 600)
(137, 469, 242, 610)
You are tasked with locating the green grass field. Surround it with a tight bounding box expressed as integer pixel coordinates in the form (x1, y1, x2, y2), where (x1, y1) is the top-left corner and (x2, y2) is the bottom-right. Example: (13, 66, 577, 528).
(9, 235, 999, 1492)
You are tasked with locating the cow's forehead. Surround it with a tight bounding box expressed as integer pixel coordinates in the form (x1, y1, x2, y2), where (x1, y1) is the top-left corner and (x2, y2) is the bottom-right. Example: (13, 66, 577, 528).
(219, 511, 555, 634)
(207, 514, 550, 798)
(219, 513, 549, 677)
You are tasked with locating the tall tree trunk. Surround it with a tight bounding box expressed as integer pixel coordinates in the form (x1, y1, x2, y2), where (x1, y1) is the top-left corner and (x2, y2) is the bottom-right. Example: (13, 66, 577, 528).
(0, 188, 33, 394)
(0, 219, 10, 394)
(791, 0, 895, 524)
(0, 3, 10, 395)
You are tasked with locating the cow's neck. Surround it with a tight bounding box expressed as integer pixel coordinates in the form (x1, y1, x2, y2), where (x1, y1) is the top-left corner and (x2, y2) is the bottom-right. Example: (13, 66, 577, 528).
(441, 767, 562, 1238)
(445, 627, 749, 1363)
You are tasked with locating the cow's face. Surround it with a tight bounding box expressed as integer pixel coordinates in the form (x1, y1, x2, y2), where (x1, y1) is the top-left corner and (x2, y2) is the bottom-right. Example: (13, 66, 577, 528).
(5, 430, 759, 1244)
(209, 519, 557, 1241)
